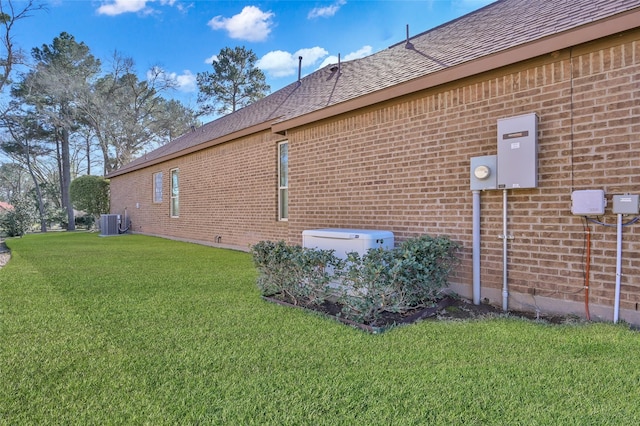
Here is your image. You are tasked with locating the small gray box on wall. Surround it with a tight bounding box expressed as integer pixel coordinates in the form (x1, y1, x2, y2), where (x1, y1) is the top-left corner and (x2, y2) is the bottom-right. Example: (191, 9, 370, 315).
(470, 155, 497, 191)
(571, 189, 606, 215)
(612, 194, 640, 215)
(497, 113, 538, 189)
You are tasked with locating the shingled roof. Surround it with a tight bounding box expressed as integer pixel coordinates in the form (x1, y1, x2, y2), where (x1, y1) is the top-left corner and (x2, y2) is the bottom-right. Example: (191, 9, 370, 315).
(109, 0, 640, 177)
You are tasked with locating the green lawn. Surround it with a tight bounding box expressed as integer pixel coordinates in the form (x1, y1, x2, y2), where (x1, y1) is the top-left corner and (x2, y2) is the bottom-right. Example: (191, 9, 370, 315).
(1, 232, 640, 425)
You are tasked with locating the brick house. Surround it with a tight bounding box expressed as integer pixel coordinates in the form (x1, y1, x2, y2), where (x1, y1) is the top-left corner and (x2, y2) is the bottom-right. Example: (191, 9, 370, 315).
(109, 0, 640, 324)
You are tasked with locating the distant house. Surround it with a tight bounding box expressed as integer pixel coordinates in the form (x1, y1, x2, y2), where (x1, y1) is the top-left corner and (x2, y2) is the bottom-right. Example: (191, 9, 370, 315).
(0, 201, 13, 212)
(109, 0, 640, 324)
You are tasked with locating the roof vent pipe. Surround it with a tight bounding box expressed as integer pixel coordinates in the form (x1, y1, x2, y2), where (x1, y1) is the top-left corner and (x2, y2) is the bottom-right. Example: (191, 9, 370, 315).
(328, 54, 341, 74)
(298, 56, 302, 82)
(405, 24, 413, 49)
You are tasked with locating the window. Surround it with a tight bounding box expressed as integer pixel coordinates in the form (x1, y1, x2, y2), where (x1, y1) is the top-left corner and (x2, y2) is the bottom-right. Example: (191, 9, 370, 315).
(170, 168, 179, 217)
(278, 141, 288, 221)
(153, 172, 163, 203)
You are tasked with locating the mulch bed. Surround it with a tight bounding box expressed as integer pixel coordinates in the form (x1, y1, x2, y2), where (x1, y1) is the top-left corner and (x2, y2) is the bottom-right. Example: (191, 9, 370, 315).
(263, 293, 575, 333)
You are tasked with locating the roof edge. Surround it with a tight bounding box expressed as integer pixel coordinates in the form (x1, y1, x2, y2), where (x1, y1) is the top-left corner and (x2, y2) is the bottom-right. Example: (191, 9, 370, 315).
(107, 120, 274, 178)
(272, 7, 640, 134)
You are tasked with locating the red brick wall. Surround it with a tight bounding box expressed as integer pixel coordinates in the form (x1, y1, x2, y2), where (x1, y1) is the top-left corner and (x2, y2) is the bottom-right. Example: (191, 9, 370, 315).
(110, 29, 640, 322)
(110, 130, 289, 250)
(286, 30, 640, 321)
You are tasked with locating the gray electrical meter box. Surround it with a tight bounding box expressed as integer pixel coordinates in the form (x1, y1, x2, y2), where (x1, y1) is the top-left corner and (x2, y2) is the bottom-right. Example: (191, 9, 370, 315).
(470, 155, 497, 191)
(497, 113, 538, 189)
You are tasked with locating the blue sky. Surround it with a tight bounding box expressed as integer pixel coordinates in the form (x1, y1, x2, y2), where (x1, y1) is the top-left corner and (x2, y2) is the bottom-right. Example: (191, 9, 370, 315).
(16, 0, 495, 111)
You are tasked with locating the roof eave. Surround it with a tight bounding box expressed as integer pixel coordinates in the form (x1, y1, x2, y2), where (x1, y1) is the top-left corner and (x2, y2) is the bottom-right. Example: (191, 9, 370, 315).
(107, 119, 275, 178)
(271, 7, 640, 134)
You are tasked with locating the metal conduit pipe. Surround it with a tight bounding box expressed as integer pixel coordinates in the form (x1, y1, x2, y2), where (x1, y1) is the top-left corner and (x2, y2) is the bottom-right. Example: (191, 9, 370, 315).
(472, 190, 481, 305)
(584, 225, 591, 321)
(614, 213, 623, 323)
(501, 189, 512, 311)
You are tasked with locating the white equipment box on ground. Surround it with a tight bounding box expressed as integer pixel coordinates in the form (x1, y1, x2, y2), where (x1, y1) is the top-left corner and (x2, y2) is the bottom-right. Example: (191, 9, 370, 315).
(302, 228, 394, 259)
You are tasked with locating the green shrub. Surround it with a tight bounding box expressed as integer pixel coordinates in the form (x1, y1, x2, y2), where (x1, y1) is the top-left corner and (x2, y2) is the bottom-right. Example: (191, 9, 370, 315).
(338, 235, 461, 323)
(74, 214, 95, 229)
(70, 176, 110, 218)
(251, 240, 343, 306)
(0, 196, 35, 237)
(338, 248, 398, 323)
(294, 246, 345, 305)
(251, 235, 461, 324)
(394, 235, 461, 303)
(251, 240, 298, 298)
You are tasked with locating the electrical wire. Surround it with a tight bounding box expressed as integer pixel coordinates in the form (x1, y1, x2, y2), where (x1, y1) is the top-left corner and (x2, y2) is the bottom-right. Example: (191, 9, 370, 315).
(569, 47, 575, 192)
(529, 218, 594, 301)
(586, 215, 640, 228)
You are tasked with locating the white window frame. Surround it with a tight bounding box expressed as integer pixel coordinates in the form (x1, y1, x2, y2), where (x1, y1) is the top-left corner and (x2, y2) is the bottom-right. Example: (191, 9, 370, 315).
(278, 141, 288, 221)
(170, 168, 179, 218)
(153, 172, 163, 203)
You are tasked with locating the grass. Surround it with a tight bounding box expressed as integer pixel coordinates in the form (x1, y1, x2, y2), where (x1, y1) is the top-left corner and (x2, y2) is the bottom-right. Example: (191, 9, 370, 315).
(1, 232, 640, 425)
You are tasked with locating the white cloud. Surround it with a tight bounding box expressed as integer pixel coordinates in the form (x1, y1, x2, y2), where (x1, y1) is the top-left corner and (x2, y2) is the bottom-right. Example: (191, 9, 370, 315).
(317, 45, 372, 69)
(344, 45, 373, 60)
(97, 0, 149, 16)
(208, 6, 274, 42)
(147, 68, 197, 92)
(256, 51, 293, 78)
(257, 47, 328, 78)
(308, 0, 346, 19)
(174, 70, 197, 92)
(97, 0, 184, 16)
(297, 47, 331, 66)
(204, 55, 218, 65)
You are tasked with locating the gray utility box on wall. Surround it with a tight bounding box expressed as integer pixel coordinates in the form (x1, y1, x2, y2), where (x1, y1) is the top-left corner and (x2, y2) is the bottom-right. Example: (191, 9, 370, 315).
(497, 113, 538, 189)
(571, 190, 606, 215)
(470, 155, 497, 191)
(612, 194, 640, 215)
(302, 229, 394, 260)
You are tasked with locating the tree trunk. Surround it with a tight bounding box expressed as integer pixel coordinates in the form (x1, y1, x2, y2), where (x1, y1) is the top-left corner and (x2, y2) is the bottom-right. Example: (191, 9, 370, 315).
(24, 139, 47, 233)
(61, 126, 75, 231)
(86, 135, 91, 176)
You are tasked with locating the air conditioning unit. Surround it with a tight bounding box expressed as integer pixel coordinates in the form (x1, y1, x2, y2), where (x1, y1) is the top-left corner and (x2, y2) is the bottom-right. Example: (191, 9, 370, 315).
(100, 214, 120, 236)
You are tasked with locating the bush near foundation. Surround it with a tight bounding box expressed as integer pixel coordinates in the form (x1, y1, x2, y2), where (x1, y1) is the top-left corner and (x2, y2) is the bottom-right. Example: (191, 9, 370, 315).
(251, 235, 460, 324)
(250, 240, 343, 306)
(338, 235, 461, 323)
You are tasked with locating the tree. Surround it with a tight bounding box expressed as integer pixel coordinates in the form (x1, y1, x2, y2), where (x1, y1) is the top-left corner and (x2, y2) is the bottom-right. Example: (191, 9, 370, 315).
(0, 104, 51, 232)
(0, 161, 29, 200)
(82, 54, 198, 174)
(153, 98, 199, 144)
(70, 175, 108, 227)
(0, 0, 45, 93)
(14, 32, 100, 231)
(196, 46, 270, 116)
